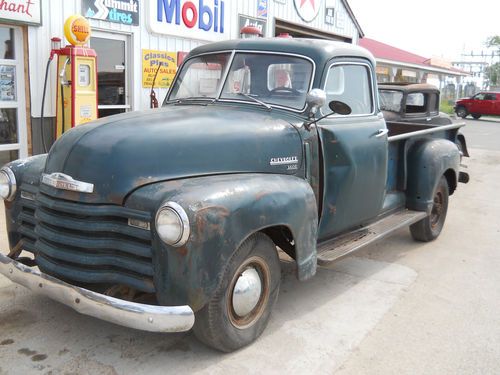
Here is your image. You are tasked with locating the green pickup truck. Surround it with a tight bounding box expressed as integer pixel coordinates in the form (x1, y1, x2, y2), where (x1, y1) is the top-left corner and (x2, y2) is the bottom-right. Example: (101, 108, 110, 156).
(0, 38, 468, 352)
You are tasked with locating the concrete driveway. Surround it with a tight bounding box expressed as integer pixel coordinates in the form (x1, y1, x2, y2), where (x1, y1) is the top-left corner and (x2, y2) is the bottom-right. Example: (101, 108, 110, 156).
(1, 121, 499, 374)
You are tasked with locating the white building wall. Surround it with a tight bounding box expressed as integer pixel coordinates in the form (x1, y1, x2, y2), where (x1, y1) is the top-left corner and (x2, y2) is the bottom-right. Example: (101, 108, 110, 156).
(28, 0, 360, 117)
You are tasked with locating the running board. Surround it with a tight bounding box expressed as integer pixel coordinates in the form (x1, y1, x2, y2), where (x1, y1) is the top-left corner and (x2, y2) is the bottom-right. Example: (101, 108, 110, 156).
(317, 209, 427, 266)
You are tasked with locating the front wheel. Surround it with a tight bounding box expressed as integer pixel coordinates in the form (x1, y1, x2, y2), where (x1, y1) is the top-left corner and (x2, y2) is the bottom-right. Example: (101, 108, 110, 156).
(193, 233, 281, 352)
(471, 113, 481, 119)
(410, 176, 449, 242)
(455, 106, 467, 118)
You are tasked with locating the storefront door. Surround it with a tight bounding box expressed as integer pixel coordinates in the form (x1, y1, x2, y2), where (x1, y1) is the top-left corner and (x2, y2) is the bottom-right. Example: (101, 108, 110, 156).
(0, 25, 27, 164)
(89, 32, 131, 118)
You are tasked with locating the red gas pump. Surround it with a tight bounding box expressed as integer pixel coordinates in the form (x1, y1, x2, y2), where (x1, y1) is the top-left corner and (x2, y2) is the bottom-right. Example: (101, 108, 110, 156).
(55, 15, 98, 139)
(40, 15, 98, 152)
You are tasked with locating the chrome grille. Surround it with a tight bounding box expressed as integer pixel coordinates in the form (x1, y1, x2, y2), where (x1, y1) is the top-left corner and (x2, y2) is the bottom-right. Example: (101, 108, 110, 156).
(16, 184, 155, 293)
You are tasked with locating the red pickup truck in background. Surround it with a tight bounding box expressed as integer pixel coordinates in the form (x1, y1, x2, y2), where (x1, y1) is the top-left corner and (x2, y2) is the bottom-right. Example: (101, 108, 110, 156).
(454, 92, 500, 119)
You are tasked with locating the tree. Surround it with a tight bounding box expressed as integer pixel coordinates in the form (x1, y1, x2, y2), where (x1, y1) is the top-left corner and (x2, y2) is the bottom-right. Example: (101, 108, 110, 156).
(485, 63, 499, 87)
(486, 35, 500, 50)
(484, 35, 500, 88)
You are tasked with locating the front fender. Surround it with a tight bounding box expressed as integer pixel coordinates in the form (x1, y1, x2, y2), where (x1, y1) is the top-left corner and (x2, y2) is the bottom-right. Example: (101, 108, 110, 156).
(406, 139, 460, 212)
(3, 154, 47, 250)
(126, 174, 318, 311)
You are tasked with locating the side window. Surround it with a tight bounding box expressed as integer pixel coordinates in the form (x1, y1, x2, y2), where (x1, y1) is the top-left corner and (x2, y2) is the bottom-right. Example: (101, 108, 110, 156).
(473, 93, 485, 100)
(406, 93, 427, 114)
(428, 93, 439, 114)
(323, 64, 373, 115)
(484, 94, 496, 100)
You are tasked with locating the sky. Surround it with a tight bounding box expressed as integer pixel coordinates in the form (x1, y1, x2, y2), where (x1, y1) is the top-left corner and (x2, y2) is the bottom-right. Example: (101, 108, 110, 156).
(347, 0, 500, 61)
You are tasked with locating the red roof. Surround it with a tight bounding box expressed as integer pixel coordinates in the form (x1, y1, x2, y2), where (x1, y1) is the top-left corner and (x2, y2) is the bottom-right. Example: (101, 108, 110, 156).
(358, 37, 468, 76)
(359, 37, 428, 65)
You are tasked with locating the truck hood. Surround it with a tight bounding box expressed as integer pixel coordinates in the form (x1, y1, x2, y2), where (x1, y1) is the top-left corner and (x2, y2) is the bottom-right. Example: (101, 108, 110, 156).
(44, 105, 304, 204)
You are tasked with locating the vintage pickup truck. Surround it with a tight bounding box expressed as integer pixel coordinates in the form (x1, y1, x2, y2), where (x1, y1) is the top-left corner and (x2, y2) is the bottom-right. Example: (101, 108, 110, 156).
(0, 38, 469, 352)
(379, 82, 469, 157)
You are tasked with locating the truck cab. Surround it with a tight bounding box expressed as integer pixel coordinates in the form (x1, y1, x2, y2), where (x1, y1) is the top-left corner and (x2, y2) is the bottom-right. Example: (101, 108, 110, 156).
(379, 83, 452, 125)
(0, 38, 468, 352)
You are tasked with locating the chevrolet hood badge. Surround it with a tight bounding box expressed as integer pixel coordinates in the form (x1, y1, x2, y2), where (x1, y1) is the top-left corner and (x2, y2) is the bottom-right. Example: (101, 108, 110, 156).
(41, 173, 94, 193)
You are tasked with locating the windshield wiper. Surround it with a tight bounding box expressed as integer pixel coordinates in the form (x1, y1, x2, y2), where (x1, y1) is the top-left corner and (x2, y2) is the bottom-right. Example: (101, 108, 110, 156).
(167, 97, 214, 106)
(236, 93, 271, 110)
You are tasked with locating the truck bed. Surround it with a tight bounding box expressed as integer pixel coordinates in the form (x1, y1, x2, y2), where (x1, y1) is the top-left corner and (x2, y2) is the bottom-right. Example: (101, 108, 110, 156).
(383, 120, 465, 213)
(386, 121, 464, 140)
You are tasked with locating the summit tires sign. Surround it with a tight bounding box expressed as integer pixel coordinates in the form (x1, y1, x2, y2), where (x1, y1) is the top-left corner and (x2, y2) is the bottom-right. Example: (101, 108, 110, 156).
(148, 0, 226, 42)
(83, 0, 139, 26)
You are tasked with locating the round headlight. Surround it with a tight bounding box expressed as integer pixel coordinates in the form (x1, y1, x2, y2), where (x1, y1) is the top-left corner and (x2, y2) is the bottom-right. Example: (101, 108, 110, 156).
(0, 167, 16, 201)
(155, 202, 190, 247)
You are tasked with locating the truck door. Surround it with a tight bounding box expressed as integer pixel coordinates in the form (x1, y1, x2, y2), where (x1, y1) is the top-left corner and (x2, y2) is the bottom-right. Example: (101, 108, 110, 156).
(470, 93, 487, 114)
(483, 93, 497, 115)
(317, 62, 388, 240)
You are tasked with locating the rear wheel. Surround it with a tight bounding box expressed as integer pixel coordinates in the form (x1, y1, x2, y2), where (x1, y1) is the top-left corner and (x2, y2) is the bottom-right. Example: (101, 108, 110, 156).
(471, 113, 481, 119)
(410, 176, 449, 242)
(455, 106, 467, 118)
(193, 233, 280, 352)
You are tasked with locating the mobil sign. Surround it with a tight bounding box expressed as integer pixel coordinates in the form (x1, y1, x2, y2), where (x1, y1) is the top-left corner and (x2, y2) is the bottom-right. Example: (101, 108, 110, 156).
(148, 0, 226, 41)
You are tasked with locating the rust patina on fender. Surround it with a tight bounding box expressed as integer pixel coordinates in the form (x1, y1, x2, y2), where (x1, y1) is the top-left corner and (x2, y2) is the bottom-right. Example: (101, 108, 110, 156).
(126, 173, 318, 311)
(405, 138, 461, 212)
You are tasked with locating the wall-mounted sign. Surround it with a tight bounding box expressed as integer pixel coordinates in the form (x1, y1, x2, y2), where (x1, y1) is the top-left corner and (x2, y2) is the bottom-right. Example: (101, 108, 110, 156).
(257, 0, 268, 19)
(142, 50, 178, 89)
(83, 0, 139, 26)
(336, 8, 346, 29)
(239, 15, 267, 37)
(64, 14, 91, 46)
(0, 0, 41, 26)
(325, 6, 334, 25)
(148, 0, 226, 42)
(0, 65, 16, 101)
(294, 0, 322, 23)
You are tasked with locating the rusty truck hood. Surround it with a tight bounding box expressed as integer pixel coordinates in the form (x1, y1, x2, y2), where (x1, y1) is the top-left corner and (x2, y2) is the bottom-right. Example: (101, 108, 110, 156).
(44, 105, 303, 204)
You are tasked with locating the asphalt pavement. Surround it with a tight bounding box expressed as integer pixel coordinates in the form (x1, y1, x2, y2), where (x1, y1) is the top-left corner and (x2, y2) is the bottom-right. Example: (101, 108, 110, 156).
(459, 116, 500, 151)
(0, 118, 499, 374)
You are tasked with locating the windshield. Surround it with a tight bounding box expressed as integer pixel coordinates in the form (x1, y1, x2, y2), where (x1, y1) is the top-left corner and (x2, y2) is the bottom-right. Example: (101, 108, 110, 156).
(167, 52, 314, 110)
(379, 90, 403, 112)
(168, 53, 232, 100)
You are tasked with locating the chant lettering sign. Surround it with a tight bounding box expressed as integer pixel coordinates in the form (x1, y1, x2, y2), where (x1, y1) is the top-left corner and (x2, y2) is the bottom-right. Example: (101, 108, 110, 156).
(0, 0, 42, 25)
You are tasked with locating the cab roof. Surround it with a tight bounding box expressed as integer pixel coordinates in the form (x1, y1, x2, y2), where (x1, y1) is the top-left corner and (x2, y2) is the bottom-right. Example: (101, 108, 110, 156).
(188, 38, 376, 67)
(378, 83, 440, 93)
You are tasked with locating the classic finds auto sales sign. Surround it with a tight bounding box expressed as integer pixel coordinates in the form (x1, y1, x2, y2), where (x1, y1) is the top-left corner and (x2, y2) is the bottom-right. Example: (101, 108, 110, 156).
(142, 50, 178, 89)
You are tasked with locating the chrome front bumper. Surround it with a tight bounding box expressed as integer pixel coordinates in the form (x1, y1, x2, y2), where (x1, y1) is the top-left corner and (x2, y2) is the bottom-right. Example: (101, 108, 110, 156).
(0, 253, 194, 332)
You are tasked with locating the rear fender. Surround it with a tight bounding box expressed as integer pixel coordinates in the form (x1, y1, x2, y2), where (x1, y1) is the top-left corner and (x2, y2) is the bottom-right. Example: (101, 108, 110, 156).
(456, 134, 470, 157)
(126, 174, 318, 311)
(406, 139, 460, 212)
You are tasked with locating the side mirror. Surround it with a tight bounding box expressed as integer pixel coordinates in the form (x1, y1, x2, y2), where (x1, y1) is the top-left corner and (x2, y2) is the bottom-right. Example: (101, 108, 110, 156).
(302, 98, 352, 131)
(305, 89, 326, 117)
(329, 100, 352, 115)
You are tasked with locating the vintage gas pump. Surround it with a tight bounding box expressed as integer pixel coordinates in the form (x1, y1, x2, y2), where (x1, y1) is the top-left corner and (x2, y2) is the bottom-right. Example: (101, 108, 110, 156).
(53, 15, 98, 139)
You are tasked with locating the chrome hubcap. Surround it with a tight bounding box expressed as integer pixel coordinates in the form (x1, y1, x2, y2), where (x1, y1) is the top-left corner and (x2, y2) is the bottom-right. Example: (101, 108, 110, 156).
(227, 256, 270, 329)
(232, 267, 262, 317)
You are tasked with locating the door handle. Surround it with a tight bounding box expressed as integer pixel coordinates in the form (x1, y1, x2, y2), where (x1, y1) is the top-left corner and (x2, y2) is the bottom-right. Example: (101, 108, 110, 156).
(374, 129, 389, 138)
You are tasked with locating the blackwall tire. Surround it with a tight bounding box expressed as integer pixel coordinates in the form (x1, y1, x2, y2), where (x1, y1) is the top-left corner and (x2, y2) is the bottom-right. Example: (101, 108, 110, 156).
(456, 107, 467, 118)
(193, 233, 280, 352)
(410, 176, 449, 242)
(471, 114, 481, 119)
